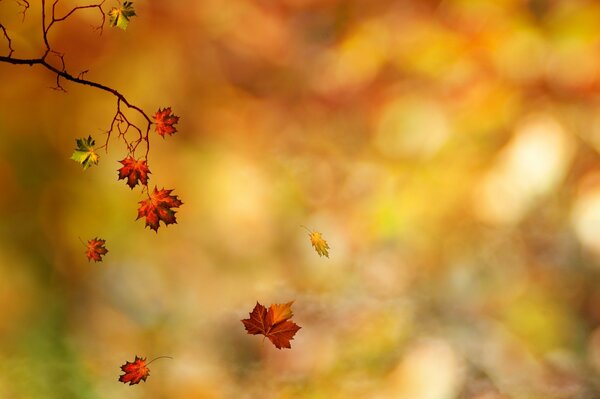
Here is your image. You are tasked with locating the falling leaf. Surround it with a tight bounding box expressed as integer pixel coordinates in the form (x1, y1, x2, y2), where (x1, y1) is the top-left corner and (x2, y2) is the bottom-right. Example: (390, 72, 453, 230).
(118, 356, 172, 386)
(303, 227, 330, 257)
(153, 107, 179, 138)
(108, 1, 136, 30)
(117, 156, 150, 189)
(86, 237, 108, 262)
(118, 356, 149, 385)
(137, 186, 183, 232)
(70, 135, 99, 170)
(241, 301, 301, 349)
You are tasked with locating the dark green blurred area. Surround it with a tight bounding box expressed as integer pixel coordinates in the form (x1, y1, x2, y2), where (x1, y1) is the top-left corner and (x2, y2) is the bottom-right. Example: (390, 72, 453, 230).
(2, 0, 600, 398)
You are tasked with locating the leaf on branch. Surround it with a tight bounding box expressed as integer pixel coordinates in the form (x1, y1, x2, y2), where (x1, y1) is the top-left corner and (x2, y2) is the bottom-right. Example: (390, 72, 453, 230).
(86, 237, 108, 262)
(153, 107, 179, 138)
(137, 186, 183, 232)
(118, 356, 149, 385)
(241, 301, 301, 349)
(109, 1, 136, 31)
(71, 135, 99, 170)
(118, 157, 150, 189)
(306, 229, 330, 258)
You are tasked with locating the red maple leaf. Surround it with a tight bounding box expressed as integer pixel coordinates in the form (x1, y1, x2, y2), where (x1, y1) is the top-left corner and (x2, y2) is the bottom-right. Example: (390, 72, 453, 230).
(241, 301, 301, 349)
(119, 356, 149, 385)
(118, 157, 151, 189)
(137, 186, 183, 232)
(118, 356, 172, 386)
(153, 107, 179, 138)
(86, 237, 108, 262)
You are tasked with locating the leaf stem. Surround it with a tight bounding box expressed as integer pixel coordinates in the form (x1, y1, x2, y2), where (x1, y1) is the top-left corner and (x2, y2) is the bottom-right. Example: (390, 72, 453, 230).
(146, 356, 173, 366)
(299, 225, 313, 234)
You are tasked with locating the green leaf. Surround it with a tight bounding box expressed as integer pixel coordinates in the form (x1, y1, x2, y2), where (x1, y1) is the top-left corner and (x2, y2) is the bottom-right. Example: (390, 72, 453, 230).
(71, 136, 99, 170)
(108, 1, 136, 31)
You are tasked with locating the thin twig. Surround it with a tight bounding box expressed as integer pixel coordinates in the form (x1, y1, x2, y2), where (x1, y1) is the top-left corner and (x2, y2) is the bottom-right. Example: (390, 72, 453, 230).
(17, 0, 30, 21)
(0, 24, 13, 57)
(145, 356, 173, 366)
(0, 56, 153, 125)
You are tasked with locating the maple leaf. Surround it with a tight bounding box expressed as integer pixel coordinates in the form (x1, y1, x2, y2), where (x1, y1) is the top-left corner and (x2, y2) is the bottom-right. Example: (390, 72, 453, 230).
(118, 356, 172, 386)
(86, 237, 108, 262)
(302, 226, 330, 257)
(241, 301, 301, 349)
(118, 157, 150, 189)
(70, 135, 99, 170)
(109, 1, 136, 30)
(118, 356, 149, 385)
(153, 107, 179, 138)
(137, 186, 183, 232)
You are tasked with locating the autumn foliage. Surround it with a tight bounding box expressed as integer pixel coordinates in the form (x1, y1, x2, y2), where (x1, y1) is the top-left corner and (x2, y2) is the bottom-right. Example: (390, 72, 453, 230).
(241, 302, 301, 349)
(302, 227, 330, 258)
(85, 238, 108, 262)
(118, 157, 151, 189)
(108, 1, 136, 30)
(137, 187, 183, 232)
(71, 136, 99, 170)
(153, 107, 180, 138)
(118, 356, 150, 385)
(1, 0, 330, 390)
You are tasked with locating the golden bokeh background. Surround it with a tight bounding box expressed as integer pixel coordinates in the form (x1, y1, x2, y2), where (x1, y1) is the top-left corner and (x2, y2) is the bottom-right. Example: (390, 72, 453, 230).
(2, 0, 600, 397)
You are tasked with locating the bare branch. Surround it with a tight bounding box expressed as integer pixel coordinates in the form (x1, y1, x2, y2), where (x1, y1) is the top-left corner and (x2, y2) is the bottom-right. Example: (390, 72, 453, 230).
(40, 0, 51, 53)
(42, 0, 106, 57)
(50, 49, 65, 69)
(0, 23, 14, 57)
(50, 77, 66, 92)
(46, 0, 106, 37)
(17, 0, 29, 21)
(77, 69, 89, 79)
(0, 0, 153, 162)
(48, 50, 66, 91)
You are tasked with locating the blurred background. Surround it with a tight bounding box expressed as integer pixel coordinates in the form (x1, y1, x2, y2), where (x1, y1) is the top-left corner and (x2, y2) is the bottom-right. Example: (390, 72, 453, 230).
(2, 0, 600, 397)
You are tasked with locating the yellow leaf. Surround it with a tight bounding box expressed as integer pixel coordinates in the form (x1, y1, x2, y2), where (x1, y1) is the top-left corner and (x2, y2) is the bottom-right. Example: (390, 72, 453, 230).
(302, 226, 330, 257)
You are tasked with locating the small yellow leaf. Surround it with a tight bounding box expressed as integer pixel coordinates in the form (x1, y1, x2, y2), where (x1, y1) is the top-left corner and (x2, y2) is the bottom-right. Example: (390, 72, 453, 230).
(308, 230, 330, 258)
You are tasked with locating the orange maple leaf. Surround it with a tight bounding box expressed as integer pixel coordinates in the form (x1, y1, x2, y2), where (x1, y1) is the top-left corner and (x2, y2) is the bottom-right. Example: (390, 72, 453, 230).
(119, 356, 149, 385)
(241, 301, 301, 349)
(118, 356, 172, 386)
(86, 237, 108, 262)
(137, 186, 183, 232)
(153, 107, 179, 138)
(118, 157, 150, 189)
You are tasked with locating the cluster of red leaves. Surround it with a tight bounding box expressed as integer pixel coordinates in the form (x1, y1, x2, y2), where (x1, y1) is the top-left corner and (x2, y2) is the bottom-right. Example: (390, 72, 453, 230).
(118, 157, 150, 189)
(86, 238, 108, 262)
(137, 187, 183, 232)
(153, 107, 179, 138)
(73, 95, 325, 379)
(81, 106, 183, 266)
(119, 356, 150, 385)
(241, 301, 301, 349)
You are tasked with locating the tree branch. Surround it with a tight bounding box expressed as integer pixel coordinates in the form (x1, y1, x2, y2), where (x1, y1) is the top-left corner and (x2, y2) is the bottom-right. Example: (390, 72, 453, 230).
(0, 24, 14, 57)
(0, 54, 152, 125)
(43, 0, 106, 54)
(0, 0, 153, 161)
(0, 0, 182, 231)
(17, 0, 30, 20)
